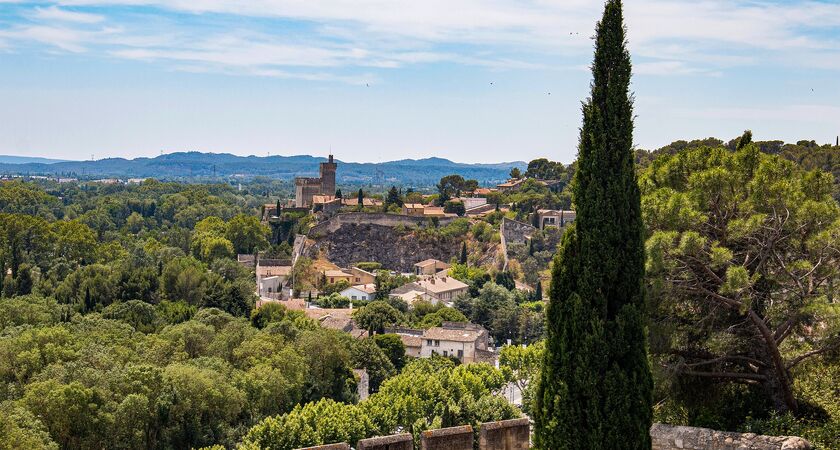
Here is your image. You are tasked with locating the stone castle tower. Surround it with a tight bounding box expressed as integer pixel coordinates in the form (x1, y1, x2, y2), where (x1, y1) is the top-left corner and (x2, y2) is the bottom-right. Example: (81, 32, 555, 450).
(294, 154, 337, 208)
(319, 154, 337, 198)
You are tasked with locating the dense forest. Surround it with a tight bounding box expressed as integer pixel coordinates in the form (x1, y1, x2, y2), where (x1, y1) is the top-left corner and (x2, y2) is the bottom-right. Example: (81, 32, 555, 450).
(0, 136, 838, 449)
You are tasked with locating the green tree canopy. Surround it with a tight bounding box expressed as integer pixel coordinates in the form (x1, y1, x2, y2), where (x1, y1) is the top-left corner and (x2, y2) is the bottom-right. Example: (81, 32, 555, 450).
(643, 144, 840, 415)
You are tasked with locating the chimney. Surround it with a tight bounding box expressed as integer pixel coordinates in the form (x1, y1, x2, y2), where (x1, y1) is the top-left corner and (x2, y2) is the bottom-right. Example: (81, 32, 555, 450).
(328, 154, 334, 163)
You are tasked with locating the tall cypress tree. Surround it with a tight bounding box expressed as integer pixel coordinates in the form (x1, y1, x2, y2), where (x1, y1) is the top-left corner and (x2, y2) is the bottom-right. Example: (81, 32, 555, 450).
(534, 1, 652, 448)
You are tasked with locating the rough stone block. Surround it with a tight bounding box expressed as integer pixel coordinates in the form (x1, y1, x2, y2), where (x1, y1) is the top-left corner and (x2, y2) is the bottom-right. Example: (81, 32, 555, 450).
(421, 425, 474, 450)
(650, 423, 813, 450)
(479, 418, 530, 450)
(357, 433, 413, 450)
(296, 443, 350, 450)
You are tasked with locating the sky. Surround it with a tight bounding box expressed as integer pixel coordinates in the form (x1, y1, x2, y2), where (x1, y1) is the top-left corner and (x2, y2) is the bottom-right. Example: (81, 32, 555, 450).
(0, 0, 839, 164)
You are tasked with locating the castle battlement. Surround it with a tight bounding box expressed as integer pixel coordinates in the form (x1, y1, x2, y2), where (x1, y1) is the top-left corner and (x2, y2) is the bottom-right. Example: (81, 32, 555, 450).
(295, 155, 337, 208)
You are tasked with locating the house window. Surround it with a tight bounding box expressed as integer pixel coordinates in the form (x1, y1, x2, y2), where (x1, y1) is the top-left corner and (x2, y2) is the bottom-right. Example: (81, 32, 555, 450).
(443, 351, 448, 357)
(434, 340, 440, 347)
(355, 277, 360, 282)
(457, 350, 463, 358)
(330, 278, 335, 283)
(427, 339, 433, 346)
(351, 296, 357, 300)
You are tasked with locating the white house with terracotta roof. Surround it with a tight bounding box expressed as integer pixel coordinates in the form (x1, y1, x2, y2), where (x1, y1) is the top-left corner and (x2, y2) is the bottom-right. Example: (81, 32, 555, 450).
(387, 322, 491, 363)
(340, 284, 377, 301)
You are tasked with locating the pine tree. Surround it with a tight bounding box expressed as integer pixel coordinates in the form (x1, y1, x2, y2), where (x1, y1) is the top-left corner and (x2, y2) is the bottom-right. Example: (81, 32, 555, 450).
(459, 242, 468, 264)
(534, 1, 652, 448)
(14, 264, 33, 296)
(534, 280, 542, 301)
(385, 186, 403, 210)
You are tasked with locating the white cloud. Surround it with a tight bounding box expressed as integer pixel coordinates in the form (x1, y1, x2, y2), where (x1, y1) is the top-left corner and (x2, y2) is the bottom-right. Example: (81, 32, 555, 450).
(0, 25, 92, 52)
(31, 5, 104, 23)
(3, 0, 840, 79)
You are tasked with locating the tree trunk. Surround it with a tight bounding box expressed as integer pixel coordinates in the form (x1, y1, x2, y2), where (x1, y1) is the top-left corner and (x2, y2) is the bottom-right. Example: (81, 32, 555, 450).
(749, 311, 798, 413)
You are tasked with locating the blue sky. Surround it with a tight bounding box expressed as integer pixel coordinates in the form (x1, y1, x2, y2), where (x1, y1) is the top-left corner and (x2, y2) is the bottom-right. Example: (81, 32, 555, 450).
(1, 0, 839, 163)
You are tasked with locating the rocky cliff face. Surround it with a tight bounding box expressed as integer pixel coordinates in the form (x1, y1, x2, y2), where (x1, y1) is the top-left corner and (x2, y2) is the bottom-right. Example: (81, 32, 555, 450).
(305, 223, 460, 272)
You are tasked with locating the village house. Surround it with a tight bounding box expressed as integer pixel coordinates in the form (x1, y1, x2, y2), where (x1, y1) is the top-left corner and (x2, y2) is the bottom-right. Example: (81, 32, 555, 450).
(470, 187, 496, 196)
(386, 322, 492, 364)
(256, 259, 292, 298)
(422, 206, 448, 218)
(458, 197, 488, 211)
(390, 288, 436, 306)
(536, 209, 576, 230)
(322, 267, 376, 286)
(496, 178, 526, 192)
(402, 203, 426, 216)
(340, 284, 377, 301)
(324, 269, 353, 285)
(414, 275, 469, 303)
(386, 327, 424, 357)
(421, 322, 490, 363)
(341, 197, 383, 207)
(413, 259, 450, 276)
(350, 267, 376, 284)
(304, 308, 368, 339)
(392, 273, 468, 305)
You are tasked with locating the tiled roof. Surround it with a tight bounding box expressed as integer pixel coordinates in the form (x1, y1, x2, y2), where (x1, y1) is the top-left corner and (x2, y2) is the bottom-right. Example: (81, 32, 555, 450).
(390, 282, 422, 295)
(312, 195, 338, 204)
(423, 327, 483, 343)
(324, 269, 351, 278)
(414, 259, 444, 268)
(304, 308, 354, 321)
(399, 334, 423, 348)
(415, 276, 468, 294)
(257, 265, 292, 278)
(346, 284, 377, 294)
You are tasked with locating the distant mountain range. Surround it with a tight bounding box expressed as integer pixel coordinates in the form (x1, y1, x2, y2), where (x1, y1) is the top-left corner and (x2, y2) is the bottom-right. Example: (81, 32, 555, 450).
(0, 152, 526, 186)
(0, 155, 71, 164)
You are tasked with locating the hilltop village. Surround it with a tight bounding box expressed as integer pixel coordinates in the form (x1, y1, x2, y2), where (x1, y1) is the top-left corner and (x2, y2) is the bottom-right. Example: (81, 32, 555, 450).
(1, 135, 838, 449)
(249, 155, 575, 372)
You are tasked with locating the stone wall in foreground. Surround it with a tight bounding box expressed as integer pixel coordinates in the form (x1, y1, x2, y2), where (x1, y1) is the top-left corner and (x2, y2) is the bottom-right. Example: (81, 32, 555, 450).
(651, 423, 813, 450)
(295, 421, 813, 450)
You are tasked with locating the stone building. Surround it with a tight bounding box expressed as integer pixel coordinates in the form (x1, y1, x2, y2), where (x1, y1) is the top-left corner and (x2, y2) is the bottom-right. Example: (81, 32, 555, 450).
(295, 155, 337, 208)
